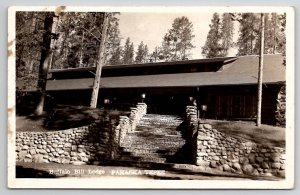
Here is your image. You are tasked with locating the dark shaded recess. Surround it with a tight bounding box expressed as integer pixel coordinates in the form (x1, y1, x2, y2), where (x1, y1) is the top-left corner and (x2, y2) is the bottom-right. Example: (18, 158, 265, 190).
(165, 120, 194, 164)
(16, 166, 57, 178)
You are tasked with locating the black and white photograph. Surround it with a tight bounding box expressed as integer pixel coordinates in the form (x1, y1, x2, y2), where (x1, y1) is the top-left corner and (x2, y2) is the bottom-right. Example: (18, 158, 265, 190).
(7, 6, 294, 189)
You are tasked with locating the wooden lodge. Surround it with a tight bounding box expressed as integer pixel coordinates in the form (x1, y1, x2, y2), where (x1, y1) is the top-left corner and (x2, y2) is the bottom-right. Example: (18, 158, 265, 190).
(45, 54, 286, 125)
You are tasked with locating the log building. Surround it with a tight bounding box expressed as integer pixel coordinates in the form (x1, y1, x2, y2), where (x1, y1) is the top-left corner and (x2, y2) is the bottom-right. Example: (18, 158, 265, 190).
(45, 54, 286, 125)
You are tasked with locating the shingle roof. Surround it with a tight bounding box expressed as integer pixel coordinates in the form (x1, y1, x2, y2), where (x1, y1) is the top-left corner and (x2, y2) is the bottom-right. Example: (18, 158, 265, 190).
(46, 54, 285, 91)
(49, 56, 237, 73)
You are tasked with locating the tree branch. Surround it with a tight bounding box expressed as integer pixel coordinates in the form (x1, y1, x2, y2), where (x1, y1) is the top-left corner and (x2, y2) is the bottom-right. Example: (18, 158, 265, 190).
(80, 26, 101, 42)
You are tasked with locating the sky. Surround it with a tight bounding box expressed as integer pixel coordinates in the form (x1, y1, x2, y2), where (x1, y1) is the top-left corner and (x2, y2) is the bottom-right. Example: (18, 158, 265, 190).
(117, 12, 240, 59)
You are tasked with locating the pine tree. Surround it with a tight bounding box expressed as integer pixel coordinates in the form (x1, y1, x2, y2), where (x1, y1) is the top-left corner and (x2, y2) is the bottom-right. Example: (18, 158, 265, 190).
(109, 44, 122, 65)
(233, 12, 285, 57)
(236, 13, 260, 56)
(105, 13, 122, 65)
(129, 43, 134, 63)
(160, 16, 195, 61)
(201, 13, 222, 58)
(143, 45, 149, 63)
(35, 12, 55, 115)
(160, 34, 173, 61)
(220, 13, 234, 57)
(135, 41, 149, 63)
(135, 41, 145, 63)
(274, 13, 286, 55)
(122, 37, 134, 64)
(90, 13, 109, 108)
(16, 12, 45, 92)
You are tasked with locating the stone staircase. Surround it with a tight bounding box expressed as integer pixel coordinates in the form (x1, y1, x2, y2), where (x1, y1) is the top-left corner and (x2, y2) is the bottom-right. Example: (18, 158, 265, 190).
(118, 114, 193, 165)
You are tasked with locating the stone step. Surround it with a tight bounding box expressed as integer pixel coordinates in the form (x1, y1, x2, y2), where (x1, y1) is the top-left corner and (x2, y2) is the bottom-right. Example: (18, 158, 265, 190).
(120, 144, 186, 149)
(138, 121, 182, 125)
(120, 144, 186, 150)
(125, 136, 183, 140)
(120, 152, 165, 158)
(136, 126, 181, 129)
(121, 148, 180, 155)
(122, 135, 185, 140)
(119, 156, 167, 163)
(121, 140, 186, 146)
(119, 145, 160, 150)
(118, 114, 188, 164)
(121, 148, 158, 154)
(134, 126, 181, 131)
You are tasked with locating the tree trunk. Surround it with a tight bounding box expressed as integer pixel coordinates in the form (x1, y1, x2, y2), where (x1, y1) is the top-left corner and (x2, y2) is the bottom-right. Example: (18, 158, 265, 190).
(256, 13, 265, 127)
(90, 13, 109, 108)
(79, 31, 85, 67)
(34, 12, 54, 115)
(273, 13, 277, 54)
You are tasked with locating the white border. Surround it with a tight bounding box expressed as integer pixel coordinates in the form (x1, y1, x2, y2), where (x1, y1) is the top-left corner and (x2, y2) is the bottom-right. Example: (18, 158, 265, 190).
(7, 6, 295, 189)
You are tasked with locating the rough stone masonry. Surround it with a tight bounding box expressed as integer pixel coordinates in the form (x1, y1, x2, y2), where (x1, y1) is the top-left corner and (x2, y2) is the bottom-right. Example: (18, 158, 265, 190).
(16, 103, 147, 165)
(276, 85, 286, 127)
(186, 105, 285, 178)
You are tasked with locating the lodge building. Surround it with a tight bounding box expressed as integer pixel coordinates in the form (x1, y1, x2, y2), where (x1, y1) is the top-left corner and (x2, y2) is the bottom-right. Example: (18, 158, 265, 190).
(46, 54, 286, 125)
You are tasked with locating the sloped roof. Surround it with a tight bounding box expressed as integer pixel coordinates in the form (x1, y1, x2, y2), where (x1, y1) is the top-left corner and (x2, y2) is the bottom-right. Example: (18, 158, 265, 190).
(46, 54, 285, 91)
(49, 56, 237, 73)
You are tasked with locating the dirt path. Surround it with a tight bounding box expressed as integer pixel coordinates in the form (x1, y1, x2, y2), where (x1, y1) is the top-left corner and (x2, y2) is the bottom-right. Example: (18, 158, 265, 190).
(16, 162, 280, 180)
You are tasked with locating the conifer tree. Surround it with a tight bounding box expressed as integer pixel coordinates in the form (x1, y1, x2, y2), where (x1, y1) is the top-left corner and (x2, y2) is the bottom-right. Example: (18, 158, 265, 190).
(122, 37, 134, 64)
(105, 13, 122, 65)
(201, 13, 222, 58)
(135, 41, 145, 63)
(236, 13, 260, 56)
(108, 43, 122, 65)
(135, 41, 149, 63)
(220, 13, 234, 57)
(160, 16, 195, 61)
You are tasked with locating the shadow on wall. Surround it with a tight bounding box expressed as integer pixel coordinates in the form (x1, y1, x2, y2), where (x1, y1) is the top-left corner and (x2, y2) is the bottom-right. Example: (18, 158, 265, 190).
(166, 120, 194, 164)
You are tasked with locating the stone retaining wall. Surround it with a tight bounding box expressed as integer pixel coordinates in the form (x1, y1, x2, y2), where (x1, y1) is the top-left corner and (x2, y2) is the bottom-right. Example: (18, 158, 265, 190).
(186, 106, 285, 178)
(16, 122, 113, 165)
(16, 103, 147, 164)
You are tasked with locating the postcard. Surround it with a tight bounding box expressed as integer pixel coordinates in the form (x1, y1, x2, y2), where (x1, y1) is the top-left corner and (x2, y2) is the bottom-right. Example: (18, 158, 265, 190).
(7, 6, 294, 189)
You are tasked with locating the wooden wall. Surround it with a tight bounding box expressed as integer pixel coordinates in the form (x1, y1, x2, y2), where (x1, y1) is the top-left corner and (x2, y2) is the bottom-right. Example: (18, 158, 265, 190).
(45, 84, 283, 125)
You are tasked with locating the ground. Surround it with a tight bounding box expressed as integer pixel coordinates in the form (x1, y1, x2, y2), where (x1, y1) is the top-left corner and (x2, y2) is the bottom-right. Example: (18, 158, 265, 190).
(16, 162, 281, 180)
(16, 104, 128, 132)
(207, 119, 285, 148)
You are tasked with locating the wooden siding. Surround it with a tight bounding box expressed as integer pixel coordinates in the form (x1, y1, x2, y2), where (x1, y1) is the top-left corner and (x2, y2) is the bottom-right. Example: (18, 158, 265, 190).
(214, 94, 257, 119)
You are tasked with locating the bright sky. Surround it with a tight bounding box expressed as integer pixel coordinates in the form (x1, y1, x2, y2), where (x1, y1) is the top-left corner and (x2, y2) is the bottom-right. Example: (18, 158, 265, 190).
(117, 12, 239, 59)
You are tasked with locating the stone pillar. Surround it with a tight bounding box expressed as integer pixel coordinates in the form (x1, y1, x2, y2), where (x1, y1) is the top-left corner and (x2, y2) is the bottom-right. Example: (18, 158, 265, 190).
(109, 119, 118, 160)
(195, 123, 212, 166)
(129, 107, 138, 132)
(186, 105, 198, 137)
(128, 103, 147, 132)
(119, 116, 129, 142)
(137, 102, 147, 117)
(275, 85, 286, 126)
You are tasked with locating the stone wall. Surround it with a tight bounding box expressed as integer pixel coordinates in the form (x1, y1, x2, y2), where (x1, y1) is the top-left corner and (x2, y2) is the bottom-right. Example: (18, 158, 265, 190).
(129, 103, 147, 132)
(16, 103, 147, 164)
(275, 85, 286, 127)
(186, 106, 285, 178)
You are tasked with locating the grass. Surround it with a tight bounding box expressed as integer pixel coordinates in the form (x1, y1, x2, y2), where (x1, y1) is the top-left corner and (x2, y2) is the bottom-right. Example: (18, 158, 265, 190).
(16, 104, 285, 148)
(16, 104, 129, 132)
(206, 119, 285, 148)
